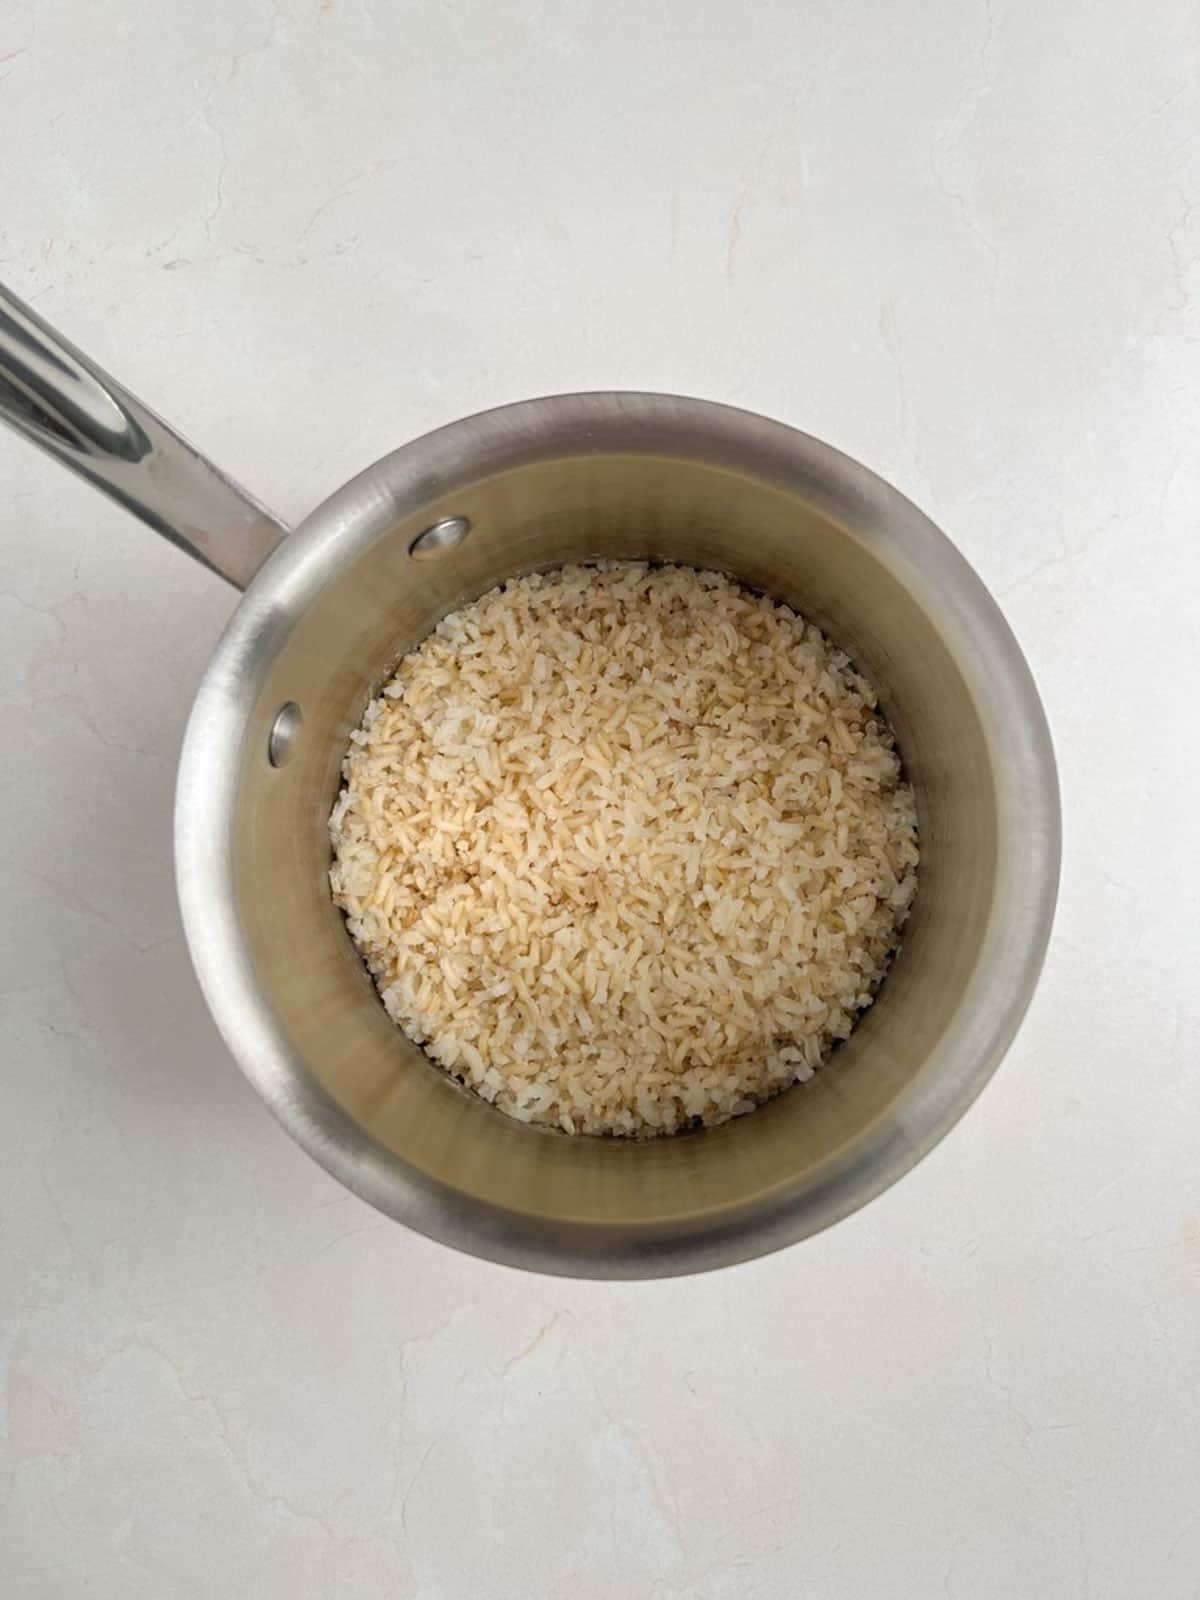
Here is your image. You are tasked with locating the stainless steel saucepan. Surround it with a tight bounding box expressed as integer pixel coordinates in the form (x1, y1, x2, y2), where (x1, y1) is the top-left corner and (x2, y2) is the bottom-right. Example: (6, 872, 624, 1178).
(0, 281, 1060, 1278)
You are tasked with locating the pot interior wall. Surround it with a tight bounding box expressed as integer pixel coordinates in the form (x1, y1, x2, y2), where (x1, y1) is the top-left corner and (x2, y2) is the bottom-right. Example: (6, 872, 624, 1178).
(230, 451, 997, 1240)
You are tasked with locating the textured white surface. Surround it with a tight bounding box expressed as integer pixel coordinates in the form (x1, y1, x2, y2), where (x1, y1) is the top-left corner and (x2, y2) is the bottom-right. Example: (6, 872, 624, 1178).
(2, 0, 1198, 1595)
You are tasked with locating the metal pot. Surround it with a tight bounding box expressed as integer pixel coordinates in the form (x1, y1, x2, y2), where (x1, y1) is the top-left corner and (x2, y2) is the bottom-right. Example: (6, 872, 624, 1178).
(0, 283, 1060, 1278)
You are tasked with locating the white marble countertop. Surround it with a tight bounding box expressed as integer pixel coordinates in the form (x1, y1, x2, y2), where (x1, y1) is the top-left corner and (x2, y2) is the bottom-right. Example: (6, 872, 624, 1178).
(3, 1, 1198, 1595)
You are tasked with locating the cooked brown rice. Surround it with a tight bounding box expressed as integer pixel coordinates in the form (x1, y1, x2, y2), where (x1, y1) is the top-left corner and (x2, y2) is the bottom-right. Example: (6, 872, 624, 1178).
(329, 563, 918, 1136)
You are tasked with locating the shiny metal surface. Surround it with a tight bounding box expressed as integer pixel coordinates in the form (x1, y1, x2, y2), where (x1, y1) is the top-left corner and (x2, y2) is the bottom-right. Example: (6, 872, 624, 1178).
(0, 282, 287, 587)
(174, 393, 1060, 1278)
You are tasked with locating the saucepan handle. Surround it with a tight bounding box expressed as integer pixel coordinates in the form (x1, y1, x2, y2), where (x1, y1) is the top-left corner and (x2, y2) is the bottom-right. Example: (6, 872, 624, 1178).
(0, 280, 289, 589)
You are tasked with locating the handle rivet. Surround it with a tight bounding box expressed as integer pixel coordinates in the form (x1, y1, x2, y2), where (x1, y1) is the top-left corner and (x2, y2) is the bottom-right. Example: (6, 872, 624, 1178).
(409, 515, 471, 559)
(267, 702, 302, 767)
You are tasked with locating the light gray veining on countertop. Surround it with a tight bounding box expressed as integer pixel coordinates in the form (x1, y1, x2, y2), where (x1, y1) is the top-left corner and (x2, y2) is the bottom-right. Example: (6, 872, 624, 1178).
(2, 1, 1199, 1595)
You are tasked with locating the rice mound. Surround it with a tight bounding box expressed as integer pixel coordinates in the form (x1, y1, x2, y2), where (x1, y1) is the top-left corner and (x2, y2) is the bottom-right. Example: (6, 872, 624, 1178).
(329, 562, 918, 1137)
